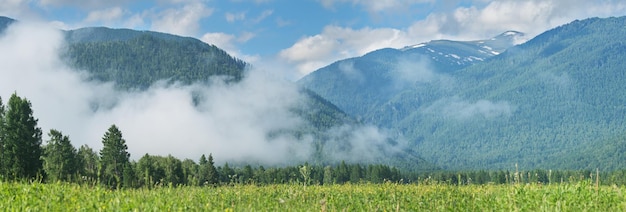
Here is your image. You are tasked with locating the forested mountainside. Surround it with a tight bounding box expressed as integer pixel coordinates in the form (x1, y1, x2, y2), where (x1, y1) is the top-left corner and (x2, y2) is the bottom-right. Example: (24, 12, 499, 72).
(301, 16, 626, 170)
(0, 17, 435, 171)
(63, 27, 248, 89)
(298, 31, 524, 121)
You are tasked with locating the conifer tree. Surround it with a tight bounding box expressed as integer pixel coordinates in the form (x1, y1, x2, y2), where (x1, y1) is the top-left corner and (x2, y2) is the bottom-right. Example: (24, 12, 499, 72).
(206, 154, 218, 185)
(2, 93, 42, 180)
(43, 129, 79, 182)
(99, 124, 130, 188)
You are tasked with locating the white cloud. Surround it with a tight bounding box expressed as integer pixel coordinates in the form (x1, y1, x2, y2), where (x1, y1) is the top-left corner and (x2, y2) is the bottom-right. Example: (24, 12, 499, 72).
(408, 0, 626, 41)
(225, 11, 246, 23)
(0, 20, 401, 165)
(251, 9, 273, 23)
(284, 0, 626, 79)
(424, 96, 515, 120)
(279, 26, 412, 77)
(150, 2, 213, 36)
(84, 7, 126, 23)
(0, 0, 39, 20)
(201, 32, 260, 63)
(319, 0, 434, 13)
(201, 32, 237, 49)
(38, 0, 132, 9)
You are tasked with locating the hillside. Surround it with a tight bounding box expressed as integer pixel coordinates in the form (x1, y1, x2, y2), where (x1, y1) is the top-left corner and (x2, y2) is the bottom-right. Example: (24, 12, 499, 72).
(63, 27, 248, 89)
(303, 16, 626, 170)
(298, 31, 524, 123)
(0, 17, 436, 170)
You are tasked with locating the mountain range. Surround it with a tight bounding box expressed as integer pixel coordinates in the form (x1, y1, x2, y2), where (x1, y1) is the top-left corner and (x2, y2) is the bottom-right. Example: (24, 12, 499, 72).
(300, 16, 626, 170)
(4, 15, 626, 171)
(0, 16, 434, 170)
(298, 30, 525, 124)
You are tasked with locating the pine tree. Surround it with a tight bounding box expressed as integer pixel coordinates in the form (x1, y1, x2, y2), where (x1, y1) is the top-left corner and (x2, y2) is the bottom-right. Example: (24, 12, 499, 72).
(99, 124, 130, 188)
(43, 129, 79, 182)
(198, 154, 208, 185)
(2, 93, 43, 180)
(206, 154, 218, 185)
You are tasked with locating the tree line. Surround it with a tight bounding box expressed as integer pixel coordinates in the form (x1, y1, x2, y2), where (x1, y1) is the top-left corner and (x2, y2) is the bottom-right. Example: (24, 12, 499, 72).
(4, 92, 626, 189)
(0, 93, 405, 188)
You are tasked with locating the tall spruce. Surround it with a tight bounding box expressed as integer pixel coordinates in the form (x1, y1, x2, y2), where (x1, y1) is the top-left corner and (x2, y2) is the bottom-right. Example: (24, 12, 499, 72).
(99, 124, 130, 188)
(206, 154, 218, 185)
(2, 93, 43, 180)
(198, 154, 218, 186)
(43, 129, 79, 182)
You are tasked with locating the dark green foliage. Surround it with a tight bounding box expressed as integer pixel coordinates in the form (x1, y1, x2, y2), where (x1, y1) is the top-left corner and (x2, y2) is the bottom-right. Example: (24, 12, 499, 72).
(99, 125, 130, 188)
(42, 129, 79, 182)
(206, 154, 218, 185)
(0, 94, 43, 180)
(77, 144, 98, 184)
(399, 16, 626, 170)
(135, 154, 185, 187)
(63, 27, 248, 90)
(300, 16, 626, 170)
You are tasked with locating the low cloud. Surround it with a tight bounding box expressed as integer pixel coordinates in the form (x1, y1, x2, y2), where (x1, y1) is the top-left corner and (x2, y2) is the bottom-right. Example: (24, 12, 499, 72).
(337, 61, 365, 83)
(321, 125, 405, 163)
(424, 96, 515, 120)
(0, 21, 401, 165)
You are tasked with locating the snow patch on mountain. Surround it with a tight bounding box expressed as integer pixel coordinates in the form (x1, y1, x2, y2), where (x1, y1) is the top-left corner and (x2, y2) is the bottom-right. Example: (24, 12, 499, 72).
(399, 31, 526, 67)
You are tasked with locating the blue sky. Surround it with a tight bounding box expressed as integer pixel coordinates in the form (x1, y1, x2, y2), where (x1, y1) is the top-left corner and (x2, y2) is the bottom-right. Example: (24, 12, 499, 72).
(2, 0, 626, 79)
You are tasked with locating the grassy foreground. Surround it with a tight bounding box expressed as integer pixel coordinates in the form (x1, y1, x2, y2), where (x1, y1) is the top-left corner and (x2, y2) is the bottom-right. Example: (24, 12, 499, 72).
(1, 181, 625, 211)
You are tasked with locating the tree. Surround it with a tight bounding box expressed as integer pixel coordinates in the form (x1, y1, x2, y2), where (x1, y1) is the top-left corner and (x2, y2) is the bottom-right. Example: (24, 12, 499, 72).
(42, 129, 79, 182)
(99, 124, 131, 188)
(323, 166, 333, 185)
(77, 144, 98, 184)
(204, 154, 218, 185)
(206, 154, 218, 185)
(1, 94, 43, 180)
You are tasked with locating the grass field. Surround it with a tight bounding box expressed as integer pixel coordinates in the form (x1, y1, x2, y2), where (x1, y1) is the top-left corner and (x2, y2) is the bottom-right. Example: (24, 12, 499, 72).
(1, 181, 625, 211)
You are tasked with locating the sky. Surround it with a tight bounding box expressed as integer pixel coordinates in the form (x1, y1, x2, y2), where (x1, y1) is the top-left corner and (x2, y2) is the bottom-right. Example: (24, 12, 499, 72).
(2, 0, 626, 79)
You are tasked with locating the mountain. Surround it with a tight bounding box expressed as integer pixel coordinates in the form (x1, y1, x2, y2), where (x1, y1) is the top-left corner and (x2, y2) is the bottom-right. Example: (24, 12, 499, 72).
(62, 27, 248, 89)
(399, 30, 525, 69)
(302, 16, 626, 170)
(0, 17, 436, 170)
(0, 16, 15, 34)
(298, 31, 525, 125)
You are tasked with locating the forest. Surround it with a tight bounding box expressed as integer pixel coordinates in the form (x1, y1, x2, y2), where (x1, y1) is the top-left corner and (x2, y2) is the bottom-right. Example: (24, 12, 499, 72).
(299, 16, 626, 170)
(3, 92, 626, 190)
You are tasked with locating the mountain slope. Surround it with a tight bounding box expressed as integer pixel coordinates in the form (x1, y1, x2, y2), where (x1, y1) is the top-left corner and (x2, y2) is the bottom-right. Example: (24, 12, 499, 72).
(62, 27, 248, 90)
(298, 31, 524, 123)
(63, 27, 436, 170)
(387, 17, 626, 170)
